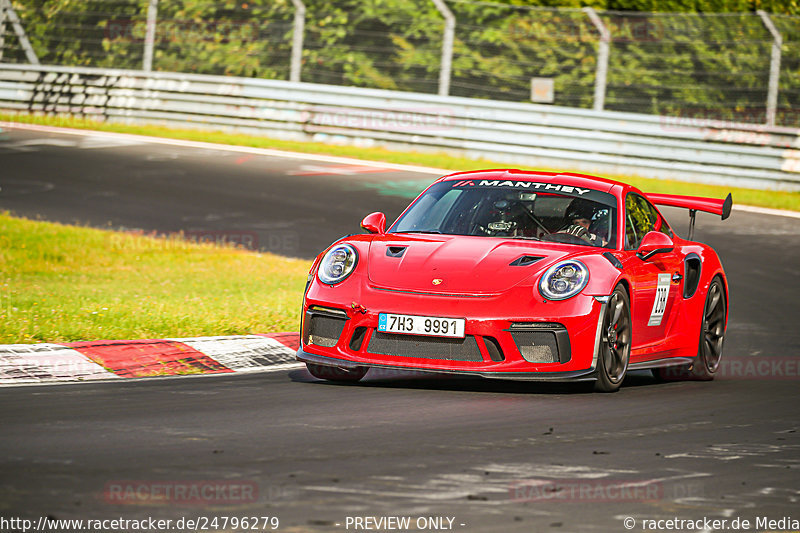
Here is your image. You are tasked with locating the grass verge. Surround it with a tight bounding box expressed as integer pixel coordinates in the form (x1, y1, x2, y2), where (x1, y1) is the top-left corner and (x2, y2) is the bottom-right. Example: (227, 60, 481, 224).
(2, 112, 799, 212)
(0, 212, 311, 344)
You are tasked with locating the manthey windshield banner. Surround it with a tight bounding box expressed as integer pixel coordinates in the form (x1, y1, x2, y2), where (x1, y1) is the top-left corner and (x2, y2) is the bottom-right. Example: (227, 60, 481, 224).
(447, 179, 615, 204)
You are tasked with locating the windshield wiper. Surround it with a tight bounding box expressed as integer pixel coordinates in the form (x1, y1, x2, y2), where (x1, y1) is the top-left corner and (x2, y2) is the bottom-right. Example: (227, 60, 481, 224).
(400, 230, 443, 234)
(510, 235, 542, 241)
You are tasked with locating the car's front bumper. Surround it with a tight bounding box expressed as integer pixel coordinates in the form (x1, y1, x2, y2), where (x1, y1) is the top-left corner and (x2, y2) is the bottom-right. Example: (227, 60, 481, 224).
(296, 349, 599, 382)
(297, 279, 607, 381)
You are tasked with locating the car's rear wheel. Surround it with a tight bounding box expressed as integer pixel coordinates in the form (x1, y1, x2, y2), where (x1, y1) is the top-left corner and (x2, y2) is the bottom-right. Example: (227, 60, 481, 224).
(306, 363, 368, 383)
(594, 285, 631, 393)
(654, 277, 726, 381)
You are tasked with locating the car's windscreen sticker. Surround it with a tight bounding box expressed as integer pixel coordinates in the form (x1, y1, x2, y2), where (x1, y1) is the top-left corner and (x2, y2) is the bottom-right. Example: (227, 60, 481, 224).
(448, 179, 610, 202)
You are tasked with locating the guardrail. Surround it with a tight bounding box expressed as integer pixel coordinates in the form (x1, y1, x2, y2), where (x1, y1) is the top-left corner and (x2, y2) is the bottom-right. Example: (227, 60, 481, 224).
(1, 63, 799, 190)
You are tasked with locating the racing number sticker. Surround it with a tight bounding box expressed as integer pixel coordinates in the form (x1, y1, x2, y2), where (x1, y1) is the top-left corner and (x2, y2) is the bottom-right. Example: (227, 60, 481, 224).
(647, 273, 671, 326)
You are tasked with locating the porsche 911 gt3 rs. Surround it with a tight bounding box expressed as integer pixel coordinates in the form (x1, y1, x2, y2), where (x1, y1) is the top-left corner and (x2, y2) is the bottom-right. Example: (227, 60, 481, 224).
(296, 170, 731, 392)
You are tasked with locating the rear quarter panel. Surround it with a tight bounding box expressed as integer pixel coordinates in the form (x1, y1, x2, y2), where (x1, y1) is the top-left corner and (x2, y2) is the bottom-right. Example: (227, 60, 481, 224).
(661, 240, 728, 358)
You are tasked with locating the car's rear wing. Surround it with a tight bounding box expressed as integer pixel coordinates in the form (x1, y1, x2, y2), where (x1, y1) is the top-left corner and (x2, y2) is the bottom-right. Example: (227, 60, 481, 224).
(645, 192, 732, 240)
(645, 192, 732, 219)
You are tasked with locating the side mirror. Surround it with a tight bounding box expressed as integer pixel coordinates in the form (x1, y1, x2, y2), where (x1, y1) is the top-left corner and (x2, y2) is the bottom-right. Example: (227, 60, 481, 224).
(361, 212, 386, 234)
(636, 231, 674, 261)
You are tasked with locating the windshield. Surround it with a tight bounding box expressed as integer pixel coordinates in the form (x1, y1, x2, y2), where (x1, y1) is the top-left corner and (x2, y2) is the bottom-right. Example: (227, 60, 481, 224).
(390, 180, 618, 248)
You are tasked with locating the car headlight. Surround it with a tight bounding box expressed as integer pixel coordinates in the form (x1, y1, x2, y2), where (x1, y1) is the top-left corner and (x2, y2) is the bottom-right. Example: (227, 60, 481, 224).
(539, 259, 589, 300)
(318, 244, 358, 285)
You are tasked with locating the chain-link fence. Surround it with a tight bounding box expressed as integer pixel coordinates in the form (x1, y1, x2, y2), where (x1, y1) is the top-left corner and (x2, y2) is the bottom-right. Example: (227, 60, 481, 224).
(2, 0, 799, 127)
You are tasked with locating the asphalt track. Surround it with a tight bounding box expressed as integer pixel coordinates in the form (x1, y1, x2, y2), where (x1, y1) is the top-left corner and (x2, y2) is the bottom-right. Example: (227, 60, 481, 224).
(1, 125, 800, 532)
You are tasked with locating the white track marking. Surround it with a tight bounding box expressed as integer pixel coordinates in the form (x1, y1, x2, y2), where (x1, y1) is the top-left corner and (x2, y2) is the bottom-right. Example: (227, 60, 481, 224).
(0, 344, 116, 384)
(664, 443, 800, 461)
(0, 138, 77, 151)
(0, 122, 449, 175)
(169, 335, 297, 373)
(287, 164, 394, 175)
(79, 135, 146, 149)
(732, 204, 800, 219)
(4, 121, 798, 218)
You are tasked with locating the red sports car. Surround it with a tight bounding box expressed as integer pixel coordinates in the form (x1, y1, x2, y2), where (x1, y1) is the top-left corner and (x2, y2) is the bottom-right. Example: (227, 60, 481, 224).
(296, 170, 731, 392)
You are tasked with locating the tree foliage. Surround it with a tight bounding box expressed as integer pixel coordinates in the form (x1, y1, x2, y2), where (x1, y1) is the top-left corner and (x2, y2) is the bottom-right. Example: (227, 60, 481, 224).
(6, 0, 800, 125)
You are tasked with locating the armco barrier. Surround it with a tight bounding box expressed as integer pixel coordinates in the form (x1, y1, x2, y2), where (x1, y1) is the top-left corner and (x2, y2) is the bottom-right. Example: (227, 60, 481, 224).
(1, 63, 799, 190)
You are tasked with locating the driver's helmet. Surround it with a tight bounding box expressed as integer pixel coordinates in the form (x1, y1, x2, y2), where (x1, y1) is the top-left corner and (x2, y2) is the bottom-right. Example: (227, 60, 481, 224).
(589, 207, 611, 242)
(565, 198, 597, 225)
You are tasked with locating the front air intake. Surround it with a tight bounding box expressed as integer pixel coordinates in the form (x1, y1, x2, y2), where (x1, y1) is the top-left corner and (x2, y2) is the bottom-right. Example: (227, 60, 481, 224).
(483, 336, 505, 362)
(509, 255, 544, 267)
(510, 331, 559, 363)
(508, 323, 571, 364)
(367, 332, 483, 361)
(303, 307, 348, 348)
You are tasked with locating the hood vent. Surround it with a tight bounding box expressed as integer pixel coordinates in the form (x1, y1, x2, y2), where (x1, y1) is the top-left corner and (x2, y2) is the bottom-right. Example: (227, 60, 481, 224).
(386, 246, 408, 258)
(509, 255, 544, 267)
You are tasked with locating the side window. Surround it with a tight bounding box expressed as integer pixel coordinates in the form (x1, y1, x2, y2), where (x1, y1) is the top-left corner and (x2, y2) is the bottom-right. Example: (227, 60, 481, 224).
(654, 209, 673, 238)
(625, 194, 657, 250)
(642, 197, 673, 238)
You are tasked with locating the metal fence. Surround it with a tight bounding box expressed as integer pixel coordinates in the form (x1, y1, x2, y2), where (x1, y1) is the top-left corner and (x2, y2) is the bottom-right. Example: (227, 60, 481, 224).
(1, 63, 798, 191)
(1, 0, 799, 128)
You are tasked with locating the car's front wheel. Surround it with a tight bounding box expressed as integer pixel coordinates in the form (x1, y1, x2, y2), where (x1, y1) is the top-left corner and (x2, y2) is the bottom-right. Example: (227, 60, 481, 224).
(306, 363, 368, 383)
(594, 285, 632, 393)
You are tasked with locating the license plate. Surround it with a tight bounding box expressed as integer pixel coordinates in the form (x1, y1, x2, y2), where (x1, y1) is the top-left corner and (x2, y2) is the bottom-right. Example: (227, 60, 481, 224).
(378, 313, 465, 338)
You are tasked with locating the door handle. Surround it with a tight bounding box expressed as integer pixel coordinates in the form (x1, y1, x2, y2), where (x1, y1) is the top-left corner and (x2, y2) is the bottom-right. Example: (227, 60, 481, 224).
(671, 272, 683, 283)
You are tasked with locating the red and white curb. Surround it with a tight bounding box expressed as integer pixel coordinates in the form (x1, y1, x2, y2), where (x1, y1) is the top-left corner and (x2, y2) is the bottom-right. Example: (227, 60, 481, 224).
(0, 333, 301, 386)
